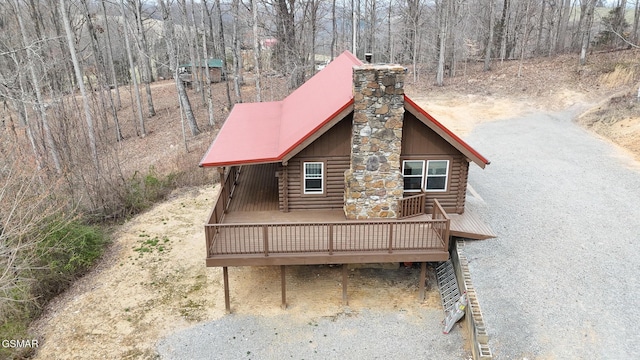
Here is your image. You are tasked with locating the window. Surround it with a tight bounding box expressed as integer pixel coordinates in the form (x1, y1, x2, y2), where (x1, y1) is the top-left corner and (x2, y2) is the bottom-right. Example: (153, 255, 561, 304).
(402, 160, 424, 192)
(303, 162, 324, 194)
(402, 159, 449, 192)
(425, 160, 449, 191)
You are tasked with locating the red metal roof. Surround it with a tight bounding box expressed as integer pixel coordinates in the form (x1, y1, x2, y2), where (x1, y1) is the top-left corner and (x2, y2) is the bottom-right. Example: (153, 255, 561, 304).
(200, 51, 362, 167)
(200, 51, 489, 168)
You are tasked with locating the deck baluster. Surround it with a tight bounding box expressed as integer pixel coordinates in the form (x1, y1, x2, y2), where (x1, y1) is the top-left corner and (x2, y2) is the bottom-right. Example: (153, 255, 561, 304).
(263, 225, 269, 256)
(329, 224, 334, 255)
(388, 223, 394, 253)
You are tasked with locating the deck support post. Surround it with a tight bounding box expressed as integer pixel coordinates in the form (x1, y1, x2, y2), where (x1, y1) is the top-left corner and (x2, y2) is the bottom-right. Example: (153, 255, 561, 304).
(281, 265, 287, 309)
(223, 267, 231, 313)
(342, 264, 348, 306)
(418, 262, 427, 302)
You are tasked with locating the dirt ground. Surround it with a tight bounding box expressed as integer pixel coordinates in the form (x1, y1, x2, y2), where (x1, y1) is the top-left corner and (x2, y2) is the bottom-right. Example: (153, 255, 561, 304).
(30, 49, 640, 359)
(31, 185, 442, 359)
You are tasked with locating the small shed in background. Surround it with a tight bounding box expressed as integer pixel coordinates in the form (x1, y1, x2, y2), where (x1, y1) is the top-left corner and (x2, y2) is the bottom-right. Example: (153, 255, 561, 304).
(179, 59, 224, 85)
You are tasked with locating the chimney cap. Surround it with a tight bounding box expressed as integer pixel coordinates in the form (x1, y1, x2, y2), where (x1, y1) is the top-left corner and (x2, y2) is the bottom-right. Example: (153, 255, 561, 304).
(364, 53, 373, 63)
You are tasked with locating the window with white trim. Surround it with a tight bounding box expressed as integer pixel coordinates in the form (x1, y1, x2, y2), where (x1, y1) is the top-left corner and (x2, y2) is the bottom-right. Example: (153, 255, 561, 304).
(402, 160, 424, 192)
(425, 160, 449, 191)
(402, 159, 450, 192)
(303, 162, 324, 194)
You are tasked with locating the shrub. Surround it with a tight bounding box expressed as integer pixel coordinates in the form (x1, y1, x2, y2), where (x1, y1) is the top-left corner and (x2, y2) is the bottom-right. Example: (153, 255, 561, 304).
(122, 166, 177, 216)
(32, 219, 107, 300)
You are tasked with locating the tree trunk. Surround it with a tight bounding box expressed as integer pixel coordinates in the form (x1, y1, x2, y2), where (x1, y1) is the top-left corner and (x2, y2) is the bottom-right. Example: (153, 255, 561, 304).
(60, 0, 99, 169)
(555, 0, 571, 53)
(15, 64, 43, 170)
(14, 0, 61, 173)
(497, 0, 509, 61)
(484, 0, 494, 71)
(132, 0, 156, 117)
(179, 0, 202, 95)
(231, 0, 243, 102)
(517, 0, 532, 77)
(158, 0, 200, 136)
(331, 0, 337, 60)
(310, 0, 318, 76)
(119, 0, 146, 136)
(214, 0, 233, 108)
(436, 0, 448, 86)
(251, 0, 262, 102)
(352, 0, 357, 55)
(275, 0, 296, 73)
(201, 0, 216, 126)
(101, 0, 122, 110)
(388, 2, 393, 62)
(633, 0, 640, 43)
(580, 0, 595, 65)
(82, 0, 122, 142)
(535, 0, 546, 54)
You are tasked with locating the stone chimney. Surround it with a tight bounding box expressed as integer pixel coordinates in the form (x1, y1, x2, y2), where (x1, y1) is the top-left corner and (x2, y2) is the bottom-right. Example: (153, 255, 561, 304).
(344, 64, 405, 220)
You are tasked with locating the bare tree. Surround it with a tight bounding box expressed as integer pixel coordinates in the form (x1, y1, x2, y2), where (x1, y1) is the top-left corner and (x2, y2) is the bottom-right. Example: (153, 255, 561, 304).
(251, 0, 262, 102)
(214, 0, 233, 108)
(201, 0, 216, 125)
(231, 0, 243, 102)
(633, 0, 640, 44)
(178, 0, 202, 95)
(13, 0, 61, 173)
(436, 0, 450, 86)
(82, 0, 123, 143)
(484, 0, 495, 71)
(119, 0, 146, 136)
(60, 0, 99, 169)
(131, 0, 156, 117)
(101, 0, 122, 109)
(158, 0, 200, 136)
(331, 0, 337, 60)
(579, 0, 595, 65)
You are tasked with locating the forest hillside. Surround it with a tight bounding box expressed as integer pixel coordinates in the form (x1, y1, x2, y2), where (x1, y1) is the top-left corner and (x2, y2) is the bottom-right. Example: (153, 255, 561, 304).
(0, 0, 639, 358)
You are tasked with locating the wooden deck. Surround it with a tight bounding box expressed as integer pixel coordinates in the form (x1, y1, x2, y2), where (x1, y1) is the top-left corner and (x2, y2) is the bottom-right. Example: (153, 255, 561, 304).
(227, 163, 279, 212)
(204, 163, 493, 267)
(207, 219, 448, 266)
(206, 164, 452, 266)
(424, 212, 496, 240)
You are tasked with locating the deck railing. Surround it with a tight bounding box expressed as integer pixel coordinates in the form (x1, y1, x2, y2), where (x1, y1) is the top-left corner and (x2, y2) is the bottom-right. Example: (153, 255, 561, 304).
(431, 199, 450, 250)
(205, 166, 240, 254)
(398, 192, 426, 219)
(207, 220, 448, 257)
(206, 203, 450, 259)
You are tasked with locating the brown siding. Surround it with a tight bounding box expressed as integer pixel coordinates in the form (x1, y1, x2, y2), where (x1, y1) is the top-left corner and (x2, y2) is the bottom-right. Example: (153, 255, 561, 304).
(401, 112, 460, 155)
(296, 114, 352, 157)
(279, 115, 352, 211)
(279, 111, 470, 214)
(401, 112, 469, 214)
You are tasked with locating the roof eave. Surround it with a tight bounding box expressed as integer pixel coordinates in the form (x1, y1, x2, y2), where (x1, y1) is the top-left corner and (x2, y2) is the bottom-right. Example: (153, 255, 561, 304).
(404, 95, 490, 169)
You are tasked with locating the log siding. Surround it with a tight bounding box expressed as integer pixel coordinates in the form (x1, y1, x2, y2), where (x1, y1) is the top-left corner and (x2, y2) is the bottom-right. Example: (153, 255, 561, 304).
(278, 111, 471, 214)
(401, 112, 469, 214)
(280, 157, 350, 210)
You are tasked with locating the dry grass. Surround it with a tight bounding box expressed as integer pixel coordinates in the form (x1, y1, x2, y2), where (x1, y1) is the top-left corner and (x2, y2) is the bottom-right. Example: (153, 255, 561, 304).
(599, 63, 640, 88)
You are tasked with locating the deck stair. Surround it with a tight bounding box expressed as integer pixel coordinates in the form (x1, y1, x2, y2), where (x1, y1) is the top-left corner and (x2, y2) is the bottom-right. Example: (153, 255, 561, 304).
(436, 260, 461, 313)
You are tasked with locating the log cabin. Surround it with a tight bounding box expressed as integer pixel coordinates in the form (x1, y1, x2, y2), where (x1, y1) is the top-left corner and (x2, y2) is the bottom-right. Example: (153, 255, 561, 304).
(199, 51, 494, 310)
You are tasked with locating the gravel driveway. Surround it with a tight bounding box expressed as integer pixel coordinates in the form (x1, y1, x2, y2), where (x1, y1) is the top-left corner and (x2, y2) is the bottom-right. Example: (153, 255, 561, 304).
(462, 107, 640, 358)
(157, 309, 468, 359)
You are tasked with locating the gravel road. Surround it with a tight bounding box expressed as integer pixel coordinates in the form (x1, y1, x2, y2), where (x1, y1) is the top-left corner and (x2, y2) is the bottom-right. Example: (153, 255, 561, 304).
(157, 308, 468, 359)
(157, 106, 640, 359)
(462, 107, 640, 358)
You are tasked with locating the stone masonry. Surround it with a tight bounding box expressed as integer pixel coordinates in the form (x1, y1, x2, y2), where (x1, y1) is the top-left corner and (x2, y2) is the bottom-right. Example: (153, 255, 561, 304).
(344, 64, 405, 219)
